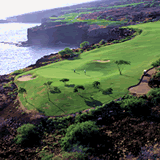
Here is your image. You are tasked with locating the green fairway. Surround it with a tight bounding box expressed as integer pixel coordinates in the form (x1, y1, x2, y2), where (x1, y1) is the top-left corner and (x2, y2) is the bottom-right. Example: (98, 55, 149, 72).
(14, 21, 160, 117)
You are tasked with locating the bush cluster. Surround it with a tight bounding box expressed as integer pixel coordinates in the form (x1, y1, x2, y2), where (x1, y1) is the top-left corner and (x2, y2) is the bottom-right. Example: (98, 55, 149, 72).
(59, 121, 99, 152)
(147, 88, 160, 106)
(118, 96, 152, 117)
(99, 39, 106, 45)
(80, 41, 90, 49)
(13, 123, 41, 147)
(58, 47, 74, 57)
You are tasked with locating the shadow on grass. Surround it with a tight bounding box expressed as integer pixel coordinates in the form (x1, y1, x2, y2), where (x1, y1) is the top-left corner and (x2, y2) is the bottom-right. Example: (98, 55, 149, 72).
(79, 95, 103, 107)
(84, 96, 103, 107)
(75, 72, 80, 75)
(65, 84, 75, 88)
(50, 90, 61, 93)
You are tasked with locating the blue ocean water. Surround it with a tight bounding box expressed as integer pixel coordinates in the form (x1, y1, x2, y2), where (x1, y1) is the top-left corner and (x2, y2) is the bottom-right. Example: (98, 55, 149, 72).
(0, 23, 79, 76)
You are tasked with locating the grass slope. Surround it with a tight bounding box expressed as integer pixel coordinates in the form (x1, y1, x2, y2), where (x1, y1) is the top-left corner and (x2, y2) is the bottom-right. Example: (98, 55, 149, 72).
(13, 21, 160, 117)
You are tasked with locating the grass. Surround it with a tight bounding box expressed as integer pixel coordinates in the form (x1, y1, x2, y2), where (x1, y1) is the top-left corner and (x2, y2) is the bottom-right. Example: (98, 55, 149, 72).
(12, 21, 160, 117)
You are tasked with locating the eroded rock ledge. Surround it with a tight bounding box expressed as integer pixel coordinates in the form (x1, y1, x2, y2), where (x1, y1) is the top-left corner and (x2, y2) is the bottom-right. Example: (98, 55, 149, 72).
(26, 22, 136, 47)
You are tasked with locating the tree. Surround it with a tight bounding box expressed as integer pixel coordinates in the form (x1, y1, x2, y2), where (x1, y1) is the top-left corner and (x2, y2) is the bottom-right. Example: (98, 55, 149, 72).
(80, 41, 90, 49)
(64, 47, 73, 55)
(60, 78, 69, 86)
(18, 87, 27, 103)
(58, 50, 66, 57)
(43, 81, 53, 100)
(92, 81, 100, 89)
(73, 85, 85, 95)
(114, 60, 131, 75)
(43, 81, 53, 91)
(13, 123, 40, 147)
(151, 58, 160, 70)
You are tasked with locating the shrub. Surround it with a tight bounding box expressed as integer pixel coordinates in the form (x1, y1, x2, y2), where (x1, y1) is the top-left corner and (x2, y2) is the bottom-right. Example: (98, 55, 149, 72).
(59, 121, 100, 152)
(91, 45, 96, 49)
(80, 41, 90, 49)
(10, 69, 25, 75)
(64, 47, 73, 55)
(99, 39, 106, 45)
(147, 88, 160, 105)
(79, 49, 83, 53)
(31, 74, 37, 78)
(58, 50, 66, 57)
(120, 97, 151, 117)
(13, 123, 40, 147)
(87, 48, 90, 51)
(155, 72, 160, 78)
(58, 47, 73, 57)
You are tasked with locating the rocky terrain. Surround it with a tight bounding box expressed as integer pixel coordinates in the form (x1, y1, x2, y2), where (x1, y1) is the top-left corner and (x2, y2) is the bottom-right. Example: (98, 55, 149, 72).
(26, 21, 136, 47)
(79, 1, 160, 24)
(23, 0, 160, 47)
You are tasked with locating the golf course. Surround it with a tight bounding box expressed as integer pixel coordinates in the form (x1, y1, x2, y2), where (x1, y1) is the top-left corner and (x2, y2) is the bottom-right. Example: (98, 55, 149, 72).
(13, 20, 160, 117)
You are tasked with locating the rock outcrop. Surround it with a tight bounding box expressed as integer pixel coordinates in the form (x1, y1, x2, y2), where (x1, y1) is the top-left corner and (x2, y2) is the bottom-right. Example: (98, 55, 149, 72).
(26, 21, 136, 47)
(0, 75, 17, 111)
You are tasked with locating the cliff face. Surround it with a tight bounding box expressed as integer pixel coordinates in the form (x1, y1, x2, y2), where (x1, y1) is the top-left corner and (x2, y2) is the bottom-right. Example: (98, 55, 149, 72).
(27, 22, 89, 47)
(26, 22, 135, 47)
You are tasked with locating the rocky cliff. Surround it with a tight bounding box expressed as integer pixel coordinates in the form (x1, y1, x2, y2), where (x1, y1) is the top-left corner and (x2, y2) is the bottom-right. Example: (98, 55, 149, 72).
(26, 21, 135, 47)
(27, 22, 89, 47)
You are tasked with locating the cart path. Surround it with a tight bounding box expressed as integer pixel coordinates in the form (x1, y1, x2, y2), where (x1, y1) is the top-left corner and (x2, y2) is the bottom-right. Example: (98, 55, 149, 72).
(128, 66, 160, 96)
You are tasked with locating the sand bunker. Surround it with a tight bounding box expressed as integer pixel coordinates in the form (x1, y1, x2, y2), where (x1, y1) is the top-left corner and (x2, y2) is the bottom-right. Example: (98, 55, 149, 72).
(93, 60, 110, 63)
(17, 74, 37, 81)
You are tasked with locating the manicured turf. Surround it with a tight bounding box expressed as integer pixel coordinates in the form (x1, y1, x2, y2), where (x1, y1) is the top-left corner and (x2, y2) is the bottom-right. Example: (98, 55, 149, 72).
(14, 21, 160, 116)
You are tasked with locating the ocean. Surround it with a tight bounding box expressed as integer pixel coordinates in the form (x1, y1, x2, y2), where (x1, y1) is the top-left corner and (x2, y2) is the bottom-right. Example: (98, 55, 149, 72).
(0, 23, 79, 76)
